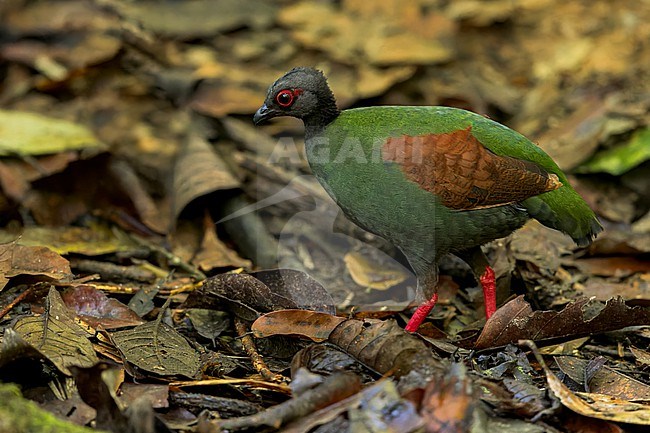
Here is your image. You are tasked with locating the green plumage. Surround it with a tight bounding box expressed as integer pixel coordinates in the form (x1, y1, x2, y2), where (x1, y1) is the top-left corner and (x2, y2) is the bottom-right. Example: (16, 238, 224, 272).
(312, 106, 601, 248)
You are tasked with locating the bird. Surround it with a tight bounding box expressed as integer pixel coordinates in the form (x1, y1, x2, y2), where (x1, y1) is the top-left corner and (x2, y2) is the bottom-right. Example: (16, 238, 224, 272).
(253, 67, 603, 332)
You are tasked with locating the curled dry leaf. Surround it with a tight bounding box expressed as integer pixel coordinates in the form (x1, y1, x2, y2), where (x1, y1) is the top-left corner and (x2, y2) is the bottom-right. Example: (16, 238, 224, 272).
(183, 270, 334, 322)
(523, 341, 650, 425)
(0, 241, 72, 289)
(253, 311, 441, 378)
(474, 296, 650, 350)
(171, 132, 240, 221)
(252, 309, 346, 342)
(62, 285, 145, 330)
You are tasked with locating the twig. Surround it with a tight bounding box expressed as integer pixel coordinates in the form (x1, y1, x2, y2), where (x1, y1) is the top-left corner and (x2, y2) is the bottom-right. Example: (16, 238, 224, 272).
(200, 372, 361, 432)
(128, 233, 206, 281)
(0, 287, 33, 320)
(70, 258, 157, 282)
(233, 317, 289, 384)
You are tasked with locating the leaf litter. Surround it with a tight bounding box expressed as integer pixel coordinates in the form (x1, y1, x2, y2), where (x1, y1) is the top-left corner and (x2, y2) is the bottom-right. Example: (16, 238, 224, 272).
(0, 0, 649, 432)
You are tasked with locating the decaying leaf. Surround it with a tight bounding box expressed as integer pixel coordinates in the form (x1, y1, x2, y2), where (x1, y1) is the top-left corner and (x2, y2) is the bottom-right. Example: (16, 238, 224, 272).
(523, 341, 650, 425)
(0, 241, 72, 289)
(11, 225, 139, 256)
(474, 296, 650, 350)
(253, 311, 441, 378)
(13, 288, 98, 375)
(62, 285, 145, 330)
(183, 270, 334, 322)
(554, 355, 650, 401)
(111, 317, 201, 379)
(0, 109, 105, 157)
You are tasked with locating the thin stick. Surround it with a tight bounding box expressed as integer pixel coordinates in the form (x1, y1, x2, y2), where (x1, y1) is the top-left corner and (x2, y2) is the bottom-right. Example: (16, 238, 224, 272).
(0, 287, 33, 320)
(234, 317, 289, 384)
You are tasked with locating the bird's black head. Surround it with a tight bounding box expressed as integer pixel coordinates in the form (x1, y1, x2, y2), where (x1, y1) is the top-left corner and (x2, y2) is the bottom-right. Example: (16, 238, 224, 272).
(253, 67, 339, 129)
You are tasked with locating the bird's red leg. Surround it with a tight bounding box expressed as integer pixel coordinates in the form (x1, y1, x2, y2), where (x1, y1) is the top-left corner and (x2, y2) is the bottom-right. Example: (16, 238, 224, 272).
(480, 266, 497, 319)
(405, 292, 438, 333)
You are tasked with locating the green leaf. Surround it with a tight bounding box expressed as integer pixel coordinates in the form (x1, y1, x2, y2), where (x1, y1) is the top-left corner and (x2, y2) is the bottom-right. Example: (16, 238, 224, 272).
(576, 127, 650, 175)
(0, 110, 105, 156)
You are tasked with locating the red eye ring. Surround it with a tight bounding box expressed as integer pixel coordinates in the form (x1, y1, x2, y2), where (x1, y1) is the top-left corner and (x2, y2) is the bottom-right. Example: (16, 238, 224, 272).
(275, 89, 294, 107)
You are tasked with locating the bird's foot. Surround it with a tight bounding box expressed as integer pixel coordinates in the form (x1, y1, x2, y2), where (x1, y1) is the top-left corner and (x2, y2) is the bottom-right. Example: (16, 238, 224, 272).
(480, 266, 497, 319)
(405, 293, 439, 333)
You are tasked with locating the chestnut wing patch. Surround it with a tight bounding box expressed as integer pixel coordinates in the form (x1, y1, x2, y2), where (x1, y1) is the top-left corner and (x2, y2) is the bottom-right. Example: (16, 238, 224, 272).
(382, 127, 561, 210)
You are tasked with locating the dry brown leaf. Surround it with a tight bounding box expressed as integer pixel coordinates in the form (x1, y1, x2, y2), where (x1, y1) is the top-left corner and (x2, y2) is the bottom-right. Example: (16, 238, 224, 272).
(279, 2, 454, 67)
(192, 212, 251, 271)
(252, 309, 346, 343)
(171, 132, 240, 221)
(524, 341, 650, 425)
(13, 288, 98, 375)
(0, 241, 72, 289)
(254, 312, 442, 378)
(474, 296, 650, 350)
(62, 285, 145, 330)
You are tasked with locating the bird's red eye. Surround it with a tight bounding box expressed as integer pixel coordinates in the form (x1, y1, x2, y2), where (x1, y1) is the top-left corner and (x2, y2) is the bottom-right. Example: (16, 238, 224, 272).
(275, 89, 294, 107)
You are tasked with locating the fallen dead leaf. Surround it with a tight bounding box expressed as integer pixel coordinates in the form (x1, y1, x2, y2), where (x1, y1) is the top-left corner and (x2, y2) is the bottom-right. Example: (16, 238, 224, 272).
(474, 296, 650, 350)
(171, 132, 240, 221)
(62, 285, 145, 330)
(0, 241, 72, 289)
(0, 109, 105, 157)
(13, 288, 98, 375)
(252, 309, 346, 343)
(523, 340, 650, 425)
(253, 311, 442, 378)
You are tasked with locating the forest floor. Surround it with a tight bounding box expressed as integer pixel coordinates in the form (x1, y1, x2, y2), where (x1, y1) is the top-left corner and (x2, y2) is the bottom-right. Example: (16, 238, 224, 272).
(0, 1, 649, 432)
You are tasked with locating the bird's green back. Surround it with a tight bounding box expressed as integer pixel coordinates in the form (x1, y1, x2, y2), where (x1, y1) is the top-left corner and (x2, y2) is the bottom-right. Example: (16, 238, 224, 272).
(321, 106, 602, 246)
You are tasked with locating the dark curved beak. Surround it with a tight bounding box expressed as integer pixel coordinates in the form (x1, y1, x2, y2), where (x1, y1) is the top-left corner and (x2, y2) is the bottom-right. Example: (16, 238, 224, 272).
(253, 104, 275, 125)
